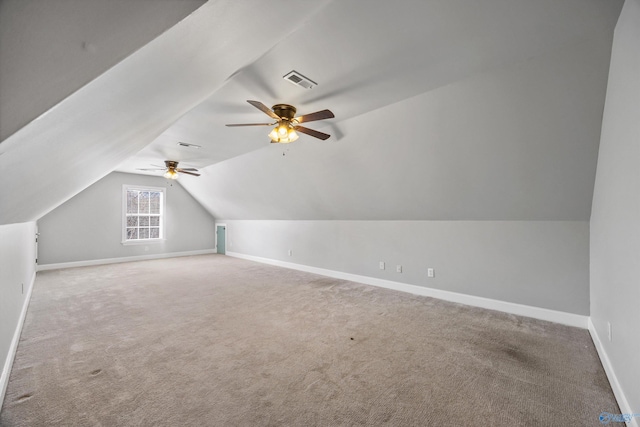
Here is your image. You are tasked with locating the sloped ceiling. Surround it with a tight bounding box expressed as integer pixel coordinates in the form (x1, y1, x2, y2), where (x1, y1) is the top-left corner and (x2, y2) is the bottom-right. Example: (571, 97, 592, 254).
(0, 0, 331, 224)
(0, 0, 623, 224)
(0, 0, 207, 142)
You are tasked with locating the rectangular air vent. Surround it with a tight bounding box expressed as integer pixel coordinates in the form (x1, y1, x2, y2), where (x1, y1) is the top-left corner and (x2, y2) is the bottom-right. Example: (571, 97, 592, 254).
(177, 141, 201, 149)
(283, 70, 317, 89)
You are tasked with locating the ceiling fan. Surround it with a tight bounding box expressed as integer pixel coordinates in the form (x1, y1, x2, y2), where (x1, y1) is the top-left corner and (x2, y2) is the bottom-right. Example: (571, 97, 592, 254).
(226, 100, 335, 143)
(136, 160, 200, 179)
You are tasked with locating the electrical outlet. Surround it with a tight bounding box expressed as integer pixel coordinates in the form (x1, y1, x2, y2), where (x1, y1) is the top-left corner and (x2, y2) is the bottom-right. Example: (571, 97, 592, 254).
(396, 265, 402, 273)
(608, 322, 612, 342)
(427, 268, 435, 278)
(379, 262, 385, 270)
(288, 249, 292, 256)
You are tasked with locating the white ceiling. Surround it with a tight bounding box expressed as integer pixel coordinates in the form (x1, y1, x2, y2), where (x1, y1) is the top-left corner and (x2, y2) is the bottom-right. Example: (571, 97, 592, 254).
(118, 0, 623, 173)
(0, 0, 624, 224)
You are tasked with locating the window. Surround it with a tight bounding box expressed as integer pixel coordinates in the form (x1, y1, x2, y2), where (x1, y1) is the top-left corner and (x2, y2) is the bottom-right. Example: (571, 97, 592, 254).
(122, 185, 165, 244)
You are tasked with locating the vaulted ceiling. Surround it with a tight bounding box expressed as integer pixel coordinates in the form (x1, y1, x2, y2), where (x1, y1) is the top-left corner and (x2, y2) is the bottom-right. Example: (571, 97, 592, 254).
(0, 0, 624, 224)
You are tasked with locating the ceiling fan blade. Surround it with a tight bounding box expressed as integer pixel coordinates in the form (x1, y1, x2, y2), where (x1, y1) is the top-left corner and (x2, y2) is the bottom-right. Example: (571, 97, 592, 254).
(247, 100, 280, 120)
(294, 125, 331, 140)
(226, 123, 274, 127)
(179, 170, 201, 177)
(177, 168, 199, 172)
(294, 109, 334, 124)
(136, 168, 165, 171)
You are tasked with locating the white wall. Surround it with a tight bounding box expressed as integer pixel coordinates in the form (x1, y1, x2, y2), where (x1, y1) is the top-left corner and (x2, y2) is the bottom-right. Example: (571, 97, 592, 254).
(0, 222, 36, 405)
(37, 172, 215, 266)
(222, 220, 589, 315)
(590, 0, 640, 414)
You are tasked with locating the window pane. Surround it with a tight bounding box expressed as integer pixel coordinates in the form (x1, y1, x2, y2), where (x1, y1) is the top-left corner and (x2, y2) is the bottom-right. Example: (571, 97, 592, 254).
(150, 192, 161, 214)
(124, 187, 165, 243)
(126, 228, 138, 240)
(127, 191, 138, 214)
(139, 228, 150, 239)
(139, 192, 150, 213)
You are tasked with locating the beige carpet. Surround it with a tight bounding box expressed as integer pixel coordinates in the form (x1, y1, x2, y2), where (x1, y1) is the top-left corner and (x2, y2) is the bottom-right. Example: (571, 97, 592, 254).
(1, 255, 618, 426)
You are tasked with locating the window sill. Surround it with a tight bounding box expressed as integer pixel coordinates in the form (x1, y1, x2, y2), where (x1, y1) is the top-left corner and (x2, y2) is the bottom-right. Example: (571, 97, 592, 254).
(121, 239, 165, 246)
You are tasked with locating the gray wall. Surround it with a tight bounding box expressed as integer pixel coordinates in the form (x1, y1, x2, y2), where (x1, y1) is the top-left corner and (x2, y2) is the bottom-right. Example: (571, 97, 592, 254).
(0, 222, 36, 400)
(590, 0, 640, 410)
(222, 220, 589, 315)
(37, 172, 215, 265)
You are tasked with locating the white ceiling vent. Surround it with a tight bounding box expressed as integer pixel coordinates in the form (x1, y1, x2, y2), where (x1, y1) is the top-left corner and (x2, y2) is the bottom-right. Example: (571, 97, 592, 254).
(283, 70, 317, 89)
(177, 141, 201, 148)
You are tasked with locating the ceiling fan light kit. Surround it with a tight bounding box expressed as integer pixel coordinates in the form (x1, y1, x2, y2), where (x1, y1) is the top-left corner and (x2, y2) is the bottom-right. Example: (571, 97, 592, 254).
(164, 169, 179, 180)
(268, 104, 299, 143)
(268, 123, 298, 143)
(226, 100, 334, 143)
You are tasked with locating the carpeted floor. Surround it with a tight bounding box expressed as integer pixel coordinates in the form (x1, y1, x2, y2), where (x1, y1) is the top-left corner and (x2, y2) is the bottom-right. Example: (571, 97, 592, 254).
(1, 254, 618, 426)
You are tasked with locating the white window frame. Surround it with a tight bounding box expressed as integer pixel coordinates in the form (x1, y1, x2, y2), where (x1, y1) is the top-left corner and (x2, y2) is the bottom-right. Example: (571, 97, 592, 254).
(122, 185, 166, 245)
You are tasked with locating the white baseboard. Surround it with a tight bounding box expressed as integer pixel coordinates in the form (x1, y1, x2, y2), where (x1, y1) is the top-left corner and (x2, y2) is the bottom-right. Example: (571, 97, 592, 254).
(226, 252, 588, 329)
(36, 249, 217, 271)
(588, 319, 639, 427)
(0, 271, 35, 408)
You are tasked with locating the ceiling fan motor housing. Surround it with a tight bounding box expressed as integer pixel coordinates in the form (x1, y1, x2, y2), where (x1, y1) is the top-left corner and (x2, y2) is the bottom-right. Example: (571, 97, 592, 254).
(272, 104, 297, 121)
